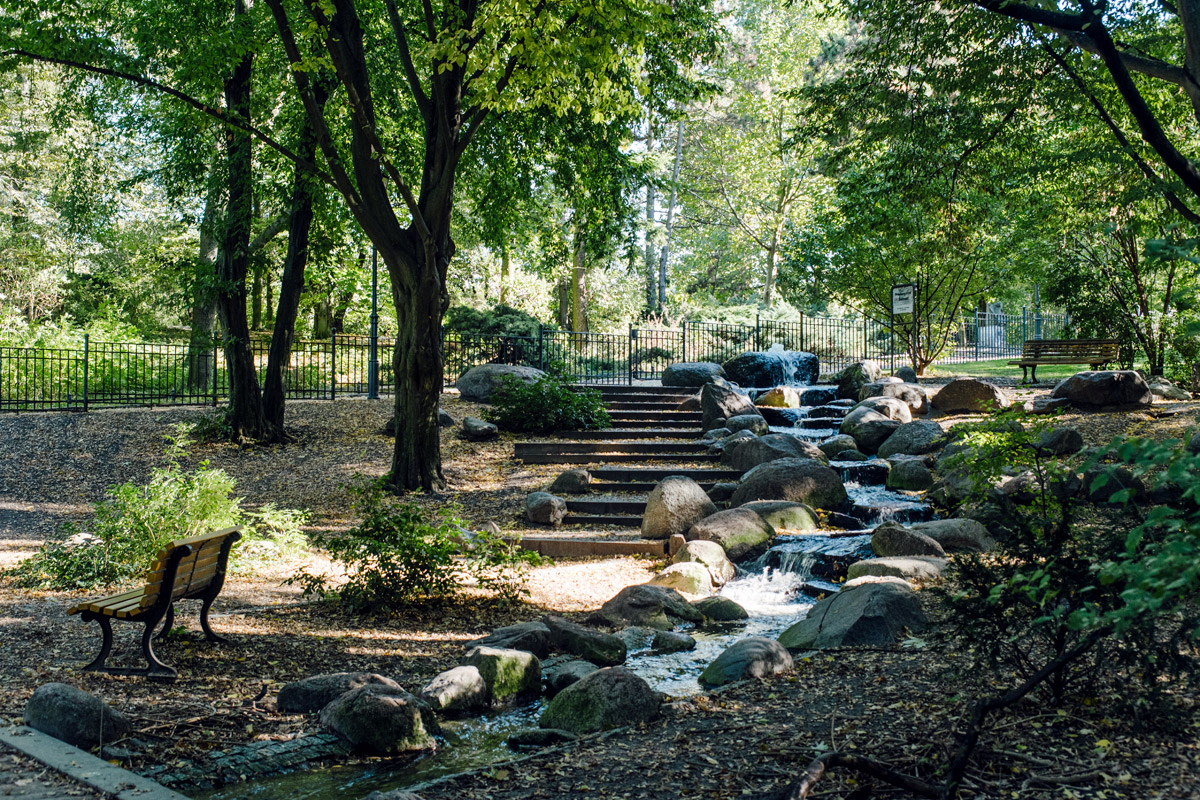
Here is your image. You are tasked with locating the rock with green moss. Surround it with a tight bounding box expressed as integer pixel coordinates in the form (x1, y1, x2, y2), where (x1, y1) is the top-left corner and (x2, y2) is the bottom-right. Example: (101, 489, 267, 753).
(462, 646, 541, 705)
(538, 667, 661, 734)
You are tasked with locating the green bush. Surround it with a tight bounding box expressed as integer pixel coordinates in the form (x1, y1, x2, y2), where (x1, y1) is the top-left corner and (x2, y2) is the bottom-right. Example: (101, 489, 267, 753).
(287, 482, 544, 611)
(444, 304, 542, 338)
(10, 431, 307, 589)
(484, 373, 611, 434)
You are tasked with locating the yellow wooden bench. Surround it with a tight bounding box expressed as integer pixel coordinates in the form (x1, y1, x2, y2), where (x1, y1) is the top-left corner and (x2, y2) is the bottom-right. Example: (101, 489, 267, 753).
(1007, 338, 1120, 383)
(68, 526, 243, 680)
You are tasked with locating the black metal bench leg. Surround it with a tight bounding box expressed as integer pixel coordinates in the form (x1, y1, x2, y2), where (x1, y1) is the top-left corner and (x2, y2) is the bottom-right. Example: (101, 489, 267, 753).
(1031, 365, 1037, 383)
(154, 603, 176, 641)
(199, 594, 229, 644)
(81, 613, 113, 672)
(141, 619, 177, 681)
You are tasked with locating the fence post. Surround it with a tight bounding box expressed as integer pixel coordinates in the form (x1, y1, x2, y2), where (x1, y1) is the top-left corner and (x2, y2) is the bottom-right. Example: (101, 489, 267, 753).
(975, 312, 980, 361)
(628, 325, 635, 386)
(681, 321, 688, 363)
(538, 325, 546, 371)
(862, 318, 868, 360)
(330, 333, 337, 401)
(82, 333, 90, 412)
(799, 313, 804, 352)
(755, 315, 761, 351)
(211, 340, 219, 406)
(1022, 307, 1027, 348)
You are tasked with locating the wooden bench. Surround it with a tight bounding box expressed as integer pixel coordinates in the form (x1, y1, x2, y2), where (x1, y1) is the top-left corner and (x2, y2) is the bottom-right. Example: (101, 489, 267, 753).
(68, 526, 243, 680)
(1007, 338, 1120, 383)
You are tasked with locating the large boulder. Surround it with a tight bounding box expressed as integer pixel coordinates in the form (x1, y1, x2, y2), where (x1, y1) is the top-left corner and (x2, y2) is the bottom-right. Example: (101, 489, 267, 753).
(885, 459, 935, 492)
(726, 414, 770, 435)
(648, 562, 715, 596)
(549, 469, 591, 494)
(588, 584, 705, 630)
(663, 362, 726, 387)
(457, 364, 545, 402)
(538, 667, 661, 734)
(462, 416, 499, 442)
(641, 476, 717, 540)
(698, 637, 793, 687)
(1035, 427, 1084, 457)
(277, 672, 402, 714)
(878, 420, 947, 458)
(858, 382, 929, 415)
(739, 500, 819, 532)
(846, 556, 946, 582)
(778, 582, 927, 650)
(730, 458, 849, 510)
(419, 666, 489, 713)
(721, 434, 828, 471)
(909, 518, 996, 553)
(931, 378, 1012, 414)
(894, 366, 919, 383)
(1051, 370, 1153, 409)
(853, 396, 913, 423)
(836, 360, 882, 400)
(871, 521, 946, 557)
(840, 407, 902, 455)
(319, 685, 439, 754)
(24, 683, 130, 749)
(758, 386, 803, 408)
(672, 539, 737, 586)
(1148, 375, 1190, 401)
(463, 646, 542, 704)
(819, 434, 859, 459)
(701, 382, 762, 432)
(652, 630, 697, 654)
(526, 492, 567, 526)
(687, 508, 776, 561)
(543, 616, 627, 666)
(543, 658, 600, 696)
(724, 350, 819, 388)
(465, 621, 552, 658)
(693, 596, 749, 622)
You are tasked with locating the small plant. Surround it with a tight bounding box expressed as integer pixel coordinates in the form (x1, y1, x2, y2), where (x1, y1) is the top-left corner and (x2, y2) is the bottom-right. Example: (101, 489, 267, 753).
(463, 524, 546, 605)
(484, 373, 610, 434)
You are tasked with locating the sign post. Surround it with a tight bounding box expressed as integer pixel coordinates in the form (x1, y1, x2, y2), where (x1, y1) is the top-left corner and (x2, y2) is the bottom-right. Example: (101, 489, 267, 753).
(890, 283, 917, 374)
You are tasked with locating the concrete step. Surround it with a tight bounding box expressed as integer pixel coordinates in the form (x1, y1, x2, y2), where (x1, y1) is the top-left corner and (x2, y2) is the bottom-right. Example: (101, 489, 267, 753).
(589, 466, 743, 483)
(516, 442, 707, 456)
(562, 514, 644, 527)
(555, 429, 702, 440)
(605, 401, 689, 411)
(608, 410, 702, 421)
(566, 498, 648, 515)
(607, 418, 702, 429)
(513, 537, 671, 557)
(518, 453, 719, 464)
(586, 384, 692, 396)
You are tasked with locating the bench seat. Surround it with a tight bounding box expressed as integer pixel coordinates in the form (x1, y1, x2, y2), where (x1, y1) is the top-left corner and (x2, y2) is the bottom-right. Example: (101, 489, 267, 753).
(1007, 339, 1119, 383)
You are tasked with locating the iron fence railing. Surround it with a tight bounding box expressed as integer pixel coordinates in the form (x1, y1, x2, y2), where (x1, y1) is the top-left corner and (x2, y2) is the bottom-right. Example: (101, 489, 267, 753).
(0, 309, 1072, 411)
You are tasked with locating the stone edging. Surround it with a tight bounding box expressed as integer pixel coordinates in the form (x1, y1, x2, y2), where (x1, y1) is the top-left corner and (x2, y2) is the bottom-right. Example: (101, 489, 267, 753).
(0, 725, 188, 800)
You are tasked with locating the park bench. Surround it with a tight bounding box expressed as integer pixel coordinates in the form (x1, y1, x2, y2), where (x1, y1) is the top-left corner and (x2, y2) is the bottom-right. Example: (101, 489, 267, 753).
(1008, 338, 1120, 383)
(67, 526, 243, 680)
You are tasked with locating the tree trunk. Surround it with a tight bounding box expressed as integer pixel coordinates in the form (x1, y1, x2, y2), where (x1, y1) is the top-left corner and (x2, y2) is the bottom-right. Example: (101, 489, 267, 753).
(187, 173, 221, 390)
(763, 232, 778, 308)
(571, 227, 588, 333)
(215, 4, 269, 441)
(251, 260, 264, 330)
(500, 243, 510, 304)
(312, 299, 333, 339)
(556, 279, 570, 327)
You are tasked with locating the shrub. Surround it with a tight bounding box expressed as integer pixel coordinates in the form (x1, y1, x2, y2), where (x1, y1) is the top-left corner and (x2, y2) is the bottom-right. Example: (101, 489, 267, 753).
(287, 482, 544, 611)
(484, 373, 610, 434)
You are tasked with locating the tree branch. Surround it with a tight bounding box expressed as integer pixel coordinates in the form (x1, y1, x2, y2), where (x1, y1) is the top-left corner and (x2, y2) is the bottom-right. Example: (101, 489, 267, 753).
(385, 0, 431, 120)
(249, 210, 290, 253)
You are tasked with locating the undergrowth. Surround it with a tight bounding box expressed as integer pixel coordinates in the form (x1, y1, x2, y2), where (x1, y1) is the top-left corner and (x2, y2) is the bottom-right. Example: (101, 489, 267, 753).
(484, 372, 610, 434)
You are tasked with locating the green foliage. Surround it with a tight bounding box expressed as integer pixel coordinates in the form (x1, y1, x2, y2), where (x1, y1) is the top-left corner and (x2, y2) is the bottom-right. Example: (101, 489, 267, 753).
(10, 431, 306, 589)
(288, 482, 543, 611)
(444, 304, 542, 338)
(484, 373, 611, 434)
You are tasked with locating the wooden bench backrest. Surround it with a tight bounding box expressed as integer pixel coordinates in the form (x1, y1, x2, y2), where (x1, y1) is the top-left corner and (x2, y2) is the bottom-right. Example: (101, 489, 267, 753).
(1021, 338, 1120, 360)
(137, 526, 243, 611)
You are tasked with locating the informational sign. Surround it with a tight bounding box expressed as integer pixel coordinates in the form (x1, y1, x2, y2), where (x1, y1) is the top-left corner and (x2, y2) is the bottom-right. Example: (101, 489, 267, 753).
(891, 284, 916, 315)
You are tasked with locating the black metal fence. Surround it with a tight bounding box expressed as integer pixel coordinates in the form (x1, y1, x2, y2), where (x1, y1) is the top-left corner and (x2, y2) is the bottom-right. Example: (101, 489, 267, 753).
(0, 309, 1070, 411)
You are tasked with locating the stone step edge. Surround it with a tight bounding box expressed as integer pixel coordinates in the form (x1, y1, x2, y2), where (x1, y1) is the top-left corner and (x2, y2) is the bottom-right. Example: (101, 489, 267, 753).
(505, 537, 676, 557)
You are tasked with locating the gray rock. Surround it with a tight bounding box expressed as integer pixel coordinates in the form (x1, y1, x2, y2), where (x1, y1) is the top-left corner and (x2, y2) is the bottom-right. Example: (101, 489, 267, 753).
(662, 362, 726, 387)
(672, 539, 736, 586)
(778, 582, 927, 650)
(724, 350, 819, 388)
(463, 646, 542, 705)
(835, 449, 869, 462)
(525, 492, 567, 526)
(277, 672, 402, 714)
(707, 481, 739, 503)
(457, 364, 546, 401)
(362, 791, 427, 800)
(840, 407, 902, 455)
(1029, 396, 1073, 415)
(859, 382, 929, 415)
(726, 414, 769, 435)
(1189, 431, 1200, 455)
(641, 476, 718, 540)
(438, 408, 455, 427)
(649, 562, 715, 596)
(1035, 427, 1083, 457)
(757, 386, 803, 408)
(819, 435, 859, 459)
(24, 683, 130, 749)
(885, 460, 935, 492)
(677, 395, 702, 412)
(739, 500, 820, 532)
(549, 469, 591, 494)
(465, 621, 552, 659)
(853, 395, 913, 423)
(692, 596, 749, 621)
(721, 433, 829, 471)
(543, 616, 627, 666)
(1051, 370, 1153, 408)
(894, 366, 919, 383)
(588, 584, 705, 630)
(708, 429, 757, 455)
(909, 518, 996, 553)
(543, 657, 600, 695)
(687, 508, 776, 561)
(836, 360, 882, 400)
(698, 637, 793, 687)
(618, 627, 656, 650)
(871, 521, 945, 557)
(538, 667, 661, 734)
(1083, 465, 1145, 504)
(703, 427, 733, 440)
(801, 386, 839, 406)
(507, 727, 580, 748)
(701, 382, 761, 431)
(462, 416, 499, 441)
(319, 685, 439, 754)
(878, 421, 948, 458)
(846, 556, 946, 582)
(419, 666, 489, 713)
(932, 378, 1012, 414)
(730, 458, 849, 510)
(651, 630, 697, 654)
(1148, 376, 1190, 400)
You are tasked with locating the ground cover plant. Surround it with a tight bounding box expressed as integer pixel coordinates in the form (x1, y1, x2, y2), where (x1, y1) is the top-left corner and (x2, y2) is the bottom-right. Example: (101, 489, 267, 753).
(484, 372, 611, 434)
